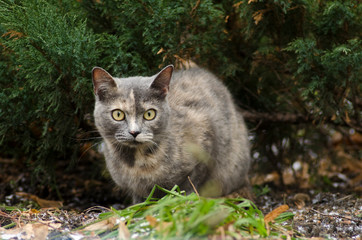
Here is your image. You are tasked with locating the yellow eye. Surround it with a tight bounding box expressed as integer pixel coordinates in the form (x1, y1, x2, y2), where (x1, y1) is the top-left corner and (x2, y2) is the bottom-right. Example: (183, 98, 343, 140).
(144, 109, 156, 120)
(112, 109, 125, 121)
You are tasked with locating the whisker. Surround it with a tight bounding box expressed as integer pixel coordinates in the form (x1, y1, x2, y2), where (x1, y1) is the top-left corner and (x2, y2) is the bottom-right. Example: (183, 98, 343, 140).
(78, 141, 102, 161)
(77, 136, 104, 141)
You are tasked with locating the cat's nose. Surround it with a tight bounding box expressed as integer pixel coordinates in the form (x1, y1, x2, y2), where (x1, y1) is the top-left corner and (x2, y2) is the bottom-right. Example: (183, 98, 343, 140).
(129, 131, 140, 138)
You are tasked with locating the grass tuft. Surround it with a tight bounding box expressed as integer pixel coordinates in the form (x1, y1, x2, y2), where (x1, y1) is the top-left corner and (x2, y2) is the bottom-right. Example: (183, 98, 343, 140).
(93, 185, 294, 239)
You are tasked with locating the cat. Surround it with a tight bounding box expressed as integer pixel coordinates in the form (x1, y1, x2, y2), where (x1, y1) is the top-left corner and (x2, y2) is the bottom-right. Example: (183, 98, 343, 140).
(92, 65, 251, 203)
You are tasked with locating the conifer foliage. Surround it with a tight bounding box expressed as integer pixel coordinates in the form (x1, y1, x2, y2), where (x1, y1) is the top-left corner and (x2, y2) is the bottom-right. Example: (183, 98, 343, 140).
(0, 0, 361, 186)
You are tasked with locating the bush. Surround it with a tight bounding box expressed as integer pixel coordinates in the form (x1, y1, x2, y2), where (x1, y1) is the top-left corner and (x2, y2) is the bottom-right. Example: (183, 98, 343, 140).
(0, 0, 360, 191)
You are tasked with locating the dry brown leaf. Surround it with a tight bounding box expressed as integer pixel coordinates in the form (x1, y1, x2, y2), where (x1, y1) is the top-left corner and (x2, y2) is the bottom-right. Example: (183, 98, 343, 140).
(264, 204, 289, 224)
(251, 171, 281, 186)
(350, 132, 362, 146)
(282, 168, 295, 185)
(16, 192, 63, 208)
(2, 223, 49, 240)
(118, 220, 130, 240)
(24, 223, 48, 240)
(29, 209, 40, 214)
(156, 221, 173, 233)
(157, 48, 165, 55)
(146, 215, 173, 234)
(1, 227, 24, 239)
(2, 30, 24, 39)
(146, 215, 158, 227)
(252, 9, 270, 25)
(36, 198, 63, 208)
(293, 193, 311, 209)
(217, 225, 226, 236)
(233, 1, 243, 8)
(252, 11, 264, 25)
(83, 216, 118, 232)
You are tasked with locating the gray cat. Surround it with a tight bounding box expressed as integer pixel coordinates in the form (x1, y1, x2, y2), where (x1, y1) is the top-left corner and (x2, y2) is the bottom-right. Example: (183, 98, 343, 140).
(92, 65, 251, 203)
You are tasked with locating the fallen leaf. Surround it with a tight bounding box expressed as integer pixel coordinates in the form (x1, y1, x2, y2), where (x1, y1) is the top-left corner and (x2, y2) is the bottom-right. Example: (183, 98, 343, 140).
(350, 132, 362, 146)
(83, 216, 118, 232)
(16, 192, 63, 208)
(2, 223, 49, 240)
(156, 221, 173, 234)
(118, 220, 130, 240)
(252, 10, 264, 25)
(264, 204, 289, 224)
(146, 215, 173, 234)
(233, 1, 243, 8)
(293, 193, 311, 209)
(29, 209, 40, 214)
(251, 172, 280, 185)
(24, 223, 48, 240)
(0, 227, 24, 239)
(294, 193, 311, 202)
(146, 215, 158, 227)
(35, 197, 63, 208)
(157, 48, 165, 55)
(282, 168, 295, 185)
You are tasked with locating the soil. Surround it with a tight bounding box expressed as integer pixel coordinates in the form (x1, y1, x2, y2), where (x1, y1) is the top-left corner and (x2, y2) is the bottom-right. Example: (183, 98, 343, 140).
(0, 158, 361, 239)
(255, 191, 361, 239)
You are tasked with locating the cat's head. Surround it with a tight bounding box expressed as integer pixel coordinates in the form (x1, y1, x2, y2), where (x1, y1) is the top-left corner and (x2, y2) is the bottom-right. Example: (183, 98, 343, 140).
(92, 65, 173, 148)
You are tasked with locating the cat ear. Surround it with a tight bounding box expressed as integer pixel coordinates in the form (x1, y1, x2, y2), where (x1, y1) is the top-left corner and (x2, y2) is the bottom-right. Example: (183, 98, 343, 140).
(150, 65, 174, 97)
(92, 67, 117, 101)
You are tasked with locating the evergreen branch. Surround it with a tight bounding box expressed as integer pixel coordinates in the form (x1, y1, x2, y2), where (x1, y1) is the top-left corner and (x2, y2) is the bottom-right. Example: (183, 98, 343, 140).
(30, 42, 62, 75)
(241, 110, 362, 132)
(136, 0, 154, 14)
(241, 111, 313, 124)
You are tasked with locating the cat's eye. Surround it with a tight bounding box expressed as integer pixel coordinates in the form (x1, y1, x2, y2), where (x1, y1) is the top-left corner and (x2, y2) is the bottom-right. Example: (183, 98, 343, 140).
(144, 109, 156, 121)
(112, 109, 125, 121)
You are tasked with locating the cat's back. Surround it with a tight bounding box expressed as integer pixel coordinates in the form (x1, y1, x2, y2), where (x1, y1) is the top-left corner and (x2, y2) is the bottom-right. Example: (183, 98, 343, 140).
(168, 67, 233, 113)
(167, 67, 250, 195)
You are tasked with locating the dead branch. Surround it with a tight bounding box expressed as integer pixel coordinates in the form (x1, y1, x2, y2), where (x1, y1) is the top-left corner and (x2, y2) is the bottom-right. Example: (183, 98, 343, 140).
(241, 110, 362, 132)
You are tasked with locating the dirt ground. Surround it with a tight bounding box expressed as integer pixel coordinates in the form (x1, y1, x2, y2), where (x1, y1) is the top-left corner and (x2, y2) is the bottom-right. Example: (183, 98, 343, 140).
(255, 191, 361, 239)
(0, 158, 361, 239)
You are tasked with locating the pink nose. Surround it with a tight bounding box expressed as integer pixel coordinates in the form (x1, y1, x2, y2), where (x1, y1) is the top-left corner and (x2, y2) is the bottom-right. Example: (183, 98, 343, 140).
(129, 131, 140, 138)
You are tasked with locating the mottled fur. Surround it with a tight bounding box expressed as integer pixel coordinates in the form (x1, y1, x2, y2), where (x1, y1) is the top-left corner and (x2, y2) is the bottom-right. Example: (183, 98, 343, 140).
(92, 66, 251, 203)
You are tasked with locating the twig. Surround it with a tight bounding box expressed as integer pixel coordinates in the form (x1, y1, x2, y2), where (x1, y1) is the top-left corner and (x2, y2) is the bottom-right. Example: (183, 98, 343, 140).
(190, 0, 201, 17)
(83, 206, 112, 214)
(0, 210, 18, 222)
(240, 110, 362, 132)
(188, 176, 200, 197)
(0, 209, 60, 230)
(310, 208, 362, 224)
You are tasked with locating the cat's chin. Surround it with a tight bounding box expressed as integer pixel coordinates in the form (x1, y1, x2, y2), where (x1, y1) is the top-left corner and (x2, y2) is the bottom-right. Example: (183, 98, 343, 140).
(121, 140, 147, 148)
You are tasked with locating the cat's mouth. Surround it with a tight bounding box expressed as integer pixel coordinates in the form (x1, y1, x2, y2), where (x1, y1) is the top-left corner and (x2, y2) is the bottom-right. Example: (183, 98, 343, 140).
(121, 139, 145, 147)
(114, 133, 153, 147)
